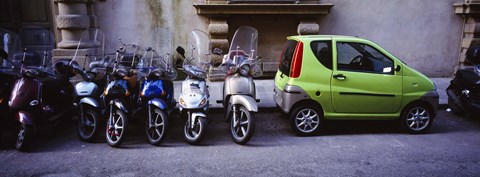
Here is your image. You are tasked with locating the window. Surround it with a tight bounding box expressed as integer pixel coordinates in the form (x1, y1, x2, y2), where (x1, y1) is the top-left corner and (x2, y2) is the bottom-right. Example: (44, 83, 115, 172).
(336, 42, 393, 74)
(279, 40, 298, 75)
(310, 41, 332, 70)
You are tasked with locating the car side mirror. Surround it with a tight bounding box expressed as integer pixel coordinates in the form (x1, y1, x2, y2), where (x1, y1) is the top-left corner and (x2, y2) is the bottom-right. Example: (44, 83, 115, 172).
(395, 65, 401, 72)
(176, 46, 186, 59)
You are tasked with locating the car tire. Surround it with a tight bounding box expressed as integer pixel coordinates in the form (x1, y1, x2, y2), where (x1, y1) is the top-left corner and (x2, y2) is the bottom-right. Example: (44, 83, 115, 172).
(400, 103, 433, 134)
(289, 104, 323, 136)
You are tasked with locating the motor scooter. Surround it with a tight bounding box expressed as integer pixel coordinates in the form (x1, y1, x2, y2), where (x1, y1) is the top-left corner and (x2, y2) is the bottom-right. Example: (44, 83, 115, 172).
(8, 28, 77, 151)
(0, 29, 20, 141)
(70, 29, 111, 142)
(136, 28, 176, 145)
(216, 26, 262, 145)
(176, 30, 211, 145)
(447, 45, 480, 118)
(104, 39, 141, 147)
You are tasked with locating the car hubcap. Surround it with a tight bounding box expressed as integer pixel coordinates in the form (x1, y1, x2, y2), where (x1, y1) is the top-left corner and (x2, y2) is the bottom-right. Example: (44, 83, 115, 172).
(406, 107, 430, 131)
(232, 110, 249, 139)
(148, 112, 164, 141)
(295, 108, 319, 133)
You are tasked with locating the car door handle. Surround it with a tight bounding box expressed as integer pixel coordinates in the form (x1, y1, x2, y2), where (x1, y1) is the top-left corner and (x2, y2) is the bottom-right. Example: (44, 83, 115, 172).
(333, 74, 346, 80)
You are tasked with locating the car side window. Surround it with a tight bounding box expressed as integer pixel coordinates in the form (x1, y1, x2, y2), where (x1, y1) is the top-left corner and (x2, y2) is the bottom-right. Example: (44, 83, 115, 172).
(336, 42, 394, 74)
(310, 41, 332, 70)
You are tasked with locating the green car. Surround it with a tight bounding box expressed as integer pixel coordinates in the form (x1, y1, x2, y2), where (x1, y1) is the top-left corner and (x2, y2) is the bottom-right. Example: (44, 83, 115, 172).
(274, 35, 439, 135)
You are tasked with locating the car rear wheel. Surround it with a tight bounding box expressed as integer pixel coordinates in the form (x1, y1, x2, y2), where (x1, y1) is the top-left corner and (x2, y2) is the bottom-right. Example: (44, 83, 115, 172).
(401, 103, 433, 134)
(289, 104, 323, 136)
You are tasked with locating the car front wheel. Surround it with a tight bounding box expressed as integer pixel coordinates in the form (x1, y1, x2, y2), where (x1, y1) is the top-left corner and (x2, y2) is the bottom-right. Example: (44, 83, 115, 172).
(401, 103, 433, 134)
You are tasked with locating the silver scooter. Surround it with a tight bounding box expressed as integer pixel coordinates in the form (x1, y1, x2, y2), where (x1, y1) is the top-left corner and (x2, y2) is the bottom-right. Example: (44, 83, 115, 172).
(216, 26, 262, 145)
(70, 29, 110, 142)
(176, 30, 211, 145)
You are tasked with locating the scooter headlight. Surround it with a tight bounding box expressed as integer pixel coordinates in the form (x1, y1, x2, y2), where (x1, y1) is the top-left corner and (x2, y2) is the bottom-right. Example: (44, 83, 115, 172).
(30, 100, 39, 106)
(239, 64, 250, 76)
(115, 68, 128, 77)
(199, 98, 207, 107)
(179, 98, 186, 107)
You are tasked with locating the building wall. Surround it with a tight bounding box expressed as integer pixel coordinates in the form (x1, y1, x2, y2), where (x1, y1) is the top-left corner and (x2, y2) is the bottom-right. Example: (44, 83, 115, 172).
(319, 0, 464, 77)
(94, 0, 463, 77)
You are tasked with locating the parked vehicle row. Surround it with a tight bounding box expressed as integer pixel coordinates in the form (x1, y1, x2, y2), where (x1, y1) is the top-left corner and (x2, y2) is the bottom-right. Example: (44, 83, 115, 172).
(1, 25, 448, 152)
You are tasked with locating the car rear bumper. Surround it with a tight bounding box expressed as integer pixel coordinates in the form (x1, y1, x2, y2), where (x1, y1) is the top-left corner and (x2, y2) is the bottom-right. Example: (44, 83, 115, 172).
(273, 84, 310, 114)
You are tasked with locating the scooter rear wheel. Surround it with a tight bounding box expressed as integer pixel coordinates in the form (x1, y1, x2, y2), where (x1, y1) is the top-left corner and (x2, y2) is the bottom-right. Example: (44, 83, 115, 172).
(16, 124, 33, 151)
(106, 109, 128, 147)
(77, 105, 101, 142)
(145, 108, 168, 146)
(230, 106, 255, 145)
(183, 116, 207, 145)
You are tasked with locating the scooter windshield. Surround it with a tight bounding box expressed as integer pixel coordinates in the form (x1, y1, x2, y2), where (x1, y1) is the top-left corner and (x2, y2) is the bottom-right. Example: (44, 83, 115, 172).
(72, 29, 106, 69)
(227, 26, 258, 66)
(137, 28, 177, 80)
(0, 28, 17, 68)
(183, 29, 211, 79)
(9, 26, 55, 70)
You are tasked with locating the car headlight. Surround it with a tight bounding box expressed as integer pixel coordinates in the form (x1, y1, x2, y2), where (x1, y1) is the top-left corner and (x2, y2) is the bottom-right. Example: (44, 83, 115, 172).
(239, 64, 250, 76)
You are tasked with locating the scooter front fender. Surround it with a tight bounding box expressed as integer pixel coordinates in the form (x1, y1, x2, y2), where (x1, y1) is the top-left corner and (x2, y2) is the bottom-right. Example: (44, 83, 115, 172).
(226, 95, 258, 121)
(112, 99, 128, 113)
(192, 112, 206, 119)
(229, 95, 258, 112)
(17, 111, 34, 125)
(79, 97, 100, 108)
(148, 98, 167, 110)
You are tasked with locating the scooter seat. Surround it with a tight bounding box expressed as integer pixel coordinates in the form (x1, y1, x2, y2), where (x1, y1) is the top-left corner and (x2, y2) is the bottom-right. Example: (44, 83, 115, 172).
(455, 70, 480, 86)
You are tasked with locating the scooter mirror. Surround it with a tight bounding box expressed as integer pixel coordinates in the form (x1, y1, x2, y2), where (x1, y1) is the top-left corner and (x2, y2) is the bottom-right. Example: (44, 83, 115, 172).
(176, 46, 186, 58)
(213, 48, 223, 55)
(0, 49, 8, 60)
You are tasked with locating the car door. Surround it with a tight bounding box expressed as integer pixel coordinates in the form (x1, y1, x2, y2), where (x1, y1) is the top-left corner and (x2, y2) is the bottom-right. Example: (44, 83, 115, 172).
(331, 41, 402, 114)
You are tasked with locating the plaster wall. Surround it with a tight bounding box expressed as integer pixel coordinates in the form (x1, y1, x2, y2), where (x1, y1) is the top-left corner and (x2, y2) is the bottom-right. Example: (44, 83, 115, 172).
(319, 0, 464, 77)
(94, 0, 208, 59)
(94, 0, 463, 77)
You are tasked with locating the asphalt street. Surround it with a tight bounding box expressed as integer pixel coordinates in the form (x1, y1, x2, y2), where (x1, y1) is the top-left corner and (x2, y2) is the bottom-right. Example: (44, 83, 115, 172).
(1, 109, 480, 177)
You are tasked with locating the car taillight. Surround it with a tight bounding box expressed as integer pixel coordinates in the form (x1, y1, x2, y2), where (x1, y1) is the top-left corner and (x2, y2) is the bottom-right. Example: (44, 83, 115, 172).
(290, 42, 303, 78)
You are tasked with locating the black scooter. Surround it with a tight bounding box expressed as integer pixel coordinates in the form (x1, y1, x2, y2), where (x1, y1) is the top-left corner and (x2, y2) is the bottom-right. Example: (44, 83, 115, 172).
(0, 50, 20, 141)
(447, 46, 480, 118)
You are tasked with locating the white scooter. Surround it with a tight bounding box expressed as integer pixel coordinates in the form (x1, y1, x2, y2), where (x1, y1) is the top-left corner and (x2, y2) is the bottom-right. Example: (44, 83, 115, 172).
(176, 30, 211, 144)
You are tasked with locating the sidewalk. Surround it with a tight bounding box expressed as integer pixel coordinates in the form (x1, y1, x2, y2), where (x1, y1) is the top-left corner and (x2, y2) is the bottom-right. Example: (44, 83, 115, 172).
(173, 78, 451, 109)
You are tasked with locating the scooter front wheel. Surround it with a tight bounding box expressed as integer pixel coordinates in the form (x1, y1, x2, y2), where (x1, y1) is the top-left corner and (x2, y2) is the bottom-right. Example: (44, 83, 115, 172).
(77, 105, 101, 142)
(106, 109, 128, 147)
(184, 116, 207, 145)
(16, 123, 33, 151)
(230, 106, 255, 145)
(145, 108, 168, 146)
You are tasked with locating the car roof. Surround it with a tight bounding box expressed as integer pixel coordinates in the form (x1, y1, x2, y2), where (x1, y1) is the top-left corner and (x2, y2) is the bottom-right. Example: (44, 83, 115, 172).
(287, 35, 363, 41)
